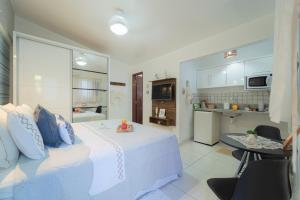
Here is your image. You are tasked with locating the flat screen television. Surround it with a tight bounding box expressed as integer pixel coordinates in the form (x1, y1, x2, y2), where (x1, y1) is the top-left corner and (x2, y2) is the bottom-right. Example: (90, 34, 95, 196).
(152, 83, 173, 100)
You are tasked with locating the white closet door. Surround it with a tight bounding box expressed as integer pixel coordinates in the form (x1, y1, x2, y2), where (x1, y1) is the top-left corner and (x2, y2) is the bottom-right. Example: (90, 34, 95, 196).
(17, 38, 71, 120)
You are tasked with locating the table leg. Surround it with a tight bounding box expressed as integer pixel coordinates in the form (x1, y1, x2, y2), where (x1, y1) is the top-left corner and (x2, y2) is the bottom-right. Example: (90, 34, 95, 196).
(254, 153, 257, 161)
(244, 152, 250, 167)
(239, 152, 251, 176)
(258, 154, 262, 160)
(235, 151, 247, 177)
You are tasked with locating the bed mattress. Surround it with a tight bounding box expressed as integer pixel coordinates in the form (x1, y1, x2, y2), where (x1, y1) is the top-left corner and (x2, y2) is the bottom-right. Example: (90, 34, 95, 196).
(0, 120, 182, 200)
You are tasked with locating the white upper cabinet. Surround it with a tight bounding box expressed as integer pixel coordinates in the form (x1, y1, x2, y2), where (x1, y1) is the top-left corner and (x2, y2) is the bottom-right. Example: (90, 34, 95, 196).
(196, 55, 272, 89)
(209, 66, 227, 88)
(244, 55, 272, 76)
(196, 66, 226, 89)
(196, 69, 210, 89)
(226, 62, 244, 86)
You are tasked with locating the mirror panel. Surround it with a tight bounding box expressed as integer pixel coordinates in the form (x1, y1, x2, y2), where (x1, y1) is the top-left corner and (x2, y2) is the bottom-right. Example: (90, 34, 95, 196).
(72, 50, 109, 122)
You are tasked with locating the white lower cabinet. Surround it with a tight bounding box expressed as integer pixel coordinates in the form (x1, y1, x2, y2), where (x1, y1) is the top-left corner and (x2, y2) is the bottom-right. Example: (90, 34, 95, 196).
(194, 111, 220, 145)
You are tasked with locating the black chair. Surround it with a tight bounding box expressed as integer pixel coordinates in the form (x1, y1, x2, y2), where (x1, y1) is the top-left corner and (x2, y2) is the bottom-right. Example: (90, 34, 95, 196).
(96, 106, 102, 113)
(207, 160, 291, 200)
(255, 125, 282, 141)
(232, 125, 282, 161)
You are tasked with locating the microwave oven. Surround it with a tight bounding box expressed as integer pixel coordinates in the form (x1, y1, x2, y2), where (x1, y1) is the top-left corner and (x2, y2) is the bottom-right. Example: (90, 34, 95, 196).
(245, 73, 272, 90)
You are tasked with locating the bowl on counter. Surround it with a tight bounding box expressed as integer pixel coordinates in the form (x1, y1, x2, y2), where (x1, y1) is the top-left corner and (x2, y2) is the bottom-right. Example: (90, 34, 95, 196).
(207, 103, 216, 109)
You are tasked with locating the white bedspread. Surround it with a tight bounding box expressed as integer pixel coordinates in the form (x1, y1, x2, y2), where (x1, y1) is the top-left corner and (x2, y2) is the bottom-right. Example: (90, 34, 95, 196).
(0, 120, 182, 200)
(73, 123, 125, 195)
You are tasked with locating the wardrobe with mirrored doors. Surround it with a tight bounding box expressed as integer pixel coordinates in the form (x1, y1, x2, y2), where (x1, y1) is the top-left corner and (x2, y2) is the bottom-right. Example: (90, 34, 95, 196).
(13, 32, 110, 122)
(72, 50, 109, 122)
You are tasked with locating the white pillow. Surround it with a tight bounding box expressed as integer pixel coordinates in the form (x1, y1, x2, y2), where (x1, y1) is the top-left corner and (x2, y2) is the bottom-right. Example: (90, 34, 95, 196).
(2, 103, 16, 112)
(7, 111, 45, 159)
(20, 104, 34, 117)
(0, 108, 19, 168)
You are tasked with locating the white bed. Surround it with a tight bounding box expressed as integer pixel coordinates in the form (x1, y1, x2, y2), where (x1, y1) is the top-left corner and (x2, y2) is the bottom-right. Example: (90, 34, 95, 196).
(72, 111, 106, 123)
(0, 120, 182, 200)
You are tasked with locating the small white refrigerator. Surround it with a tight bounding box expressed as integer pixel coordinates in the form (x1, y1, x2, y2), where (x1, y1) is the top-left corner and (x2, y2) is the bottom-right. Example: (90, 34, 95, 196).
(194, 111, 220, 145)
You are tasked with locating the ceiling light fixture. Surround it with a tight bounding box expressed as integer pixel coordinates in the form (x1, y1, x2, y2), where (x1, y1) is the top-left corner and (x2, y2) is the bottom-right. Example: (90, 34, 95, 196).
(110, 9, 128, 36)
(224, 50, 237, 59)
(75, 54, 87, 66)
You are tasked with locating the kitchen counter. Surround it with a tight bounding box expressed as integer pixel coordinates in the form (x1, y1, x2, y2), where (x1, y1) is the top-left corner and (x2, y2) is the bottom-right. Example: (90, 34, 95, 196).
(194, 108, 269, 114)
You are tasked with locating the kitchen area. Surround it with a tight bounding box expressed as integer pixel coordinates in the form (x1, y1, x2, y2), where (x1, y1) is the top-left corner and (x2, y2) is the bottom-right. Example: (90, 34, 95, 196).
(179, 38, 288, 145)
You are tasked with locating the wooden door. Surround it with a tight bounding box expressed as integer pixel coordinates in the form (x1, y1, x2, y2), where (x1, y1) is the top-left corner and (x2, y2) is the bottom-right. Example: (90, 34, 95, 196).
(132, 72, 143, 124)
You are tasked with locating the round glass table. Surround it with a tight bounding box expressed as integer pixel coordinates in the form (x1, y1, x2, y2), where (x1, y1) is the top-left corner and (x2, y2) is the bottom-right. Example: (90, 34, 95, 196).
(220, 133, 292, 176)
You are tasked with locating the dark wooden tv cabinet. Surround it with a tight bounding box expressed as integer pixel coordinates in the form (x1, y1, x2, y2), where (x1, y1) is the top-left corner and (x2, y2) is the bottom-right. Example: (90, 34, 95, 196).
(149, 116, 174, 126)
(149, 78, 176, 126)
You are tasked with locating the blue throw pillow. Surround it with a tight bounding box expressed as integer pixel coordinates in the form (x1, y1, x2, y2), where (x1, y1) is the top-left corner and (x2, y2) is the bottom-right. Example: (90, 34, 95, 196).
(34, 105, 63, 147)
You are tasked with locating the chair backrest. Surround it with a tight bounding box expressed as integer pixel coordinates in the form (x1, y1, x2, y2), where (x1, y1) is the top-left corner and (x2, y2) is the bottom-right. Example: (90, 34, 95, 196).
(255, 125, 282, 141)
(232, 160, 291, 200)
(96, 106, 102, 113)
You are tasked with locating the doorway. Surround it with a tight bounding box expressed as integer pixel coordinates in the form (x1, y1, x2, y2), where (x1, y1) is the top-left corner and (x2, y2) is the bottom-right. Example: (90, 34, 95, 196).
(132, 72, 143, 124)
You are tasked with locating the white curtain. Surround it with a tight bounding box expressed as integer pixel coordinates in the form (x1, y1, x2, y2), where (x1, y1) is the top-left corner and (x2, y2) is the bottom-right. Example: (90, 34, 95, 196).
(270, 0, 298, 124)
(269, 0, 299, 199)
(297, 12, 300, 200)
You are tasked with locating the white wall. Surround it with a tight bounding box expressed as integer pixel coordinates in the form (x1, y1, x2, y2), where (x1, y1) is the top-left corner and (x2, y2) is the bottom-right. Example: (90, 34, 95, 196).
(179, 62, 198, 142)
(109, 59, 131, 120)
(187, 38, 273, 70)
(14, 16, 133, 119)
(132, 15, 274, 142)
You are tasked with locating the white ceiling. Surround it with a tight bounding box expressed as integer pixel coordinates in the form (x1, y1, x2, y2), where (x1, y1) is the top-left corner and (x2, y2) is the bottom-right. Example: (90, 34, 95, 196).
(10, 0, 275, 64)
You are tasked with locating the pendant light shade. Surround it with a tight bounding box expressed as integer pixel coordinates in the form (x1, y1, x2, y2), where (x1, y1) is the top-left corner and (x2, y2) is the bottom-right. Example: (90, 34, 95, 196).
(110, 10, 128, 35)
(75, 54, 87, 66)
(224, 50, 237, 59)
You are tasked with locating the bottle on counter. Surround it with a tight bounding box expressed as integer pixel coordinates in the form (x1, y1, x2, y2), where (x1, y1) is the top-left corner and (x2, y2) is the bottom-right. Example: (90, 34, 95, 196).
(223, 102, 230, 110)
(258, 101, 264, 112)
(201, 100, 207, 109)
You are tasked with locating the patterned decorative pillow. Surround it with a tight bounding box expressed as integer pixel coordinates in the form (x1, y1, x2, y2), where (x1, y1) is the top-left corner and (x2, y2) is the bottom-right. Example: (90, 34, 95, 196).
(34, 105, 63, 147)
(0, 108, 19, 168)
(56, 115, 75, 145)
(7, 111, 45, 159)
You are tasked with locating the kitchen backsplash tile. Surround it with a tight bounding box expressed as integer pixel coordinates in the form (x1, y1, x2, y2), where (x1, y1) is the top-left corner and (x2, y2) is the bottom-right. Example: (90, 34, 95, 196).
(197, 86, 270, 106)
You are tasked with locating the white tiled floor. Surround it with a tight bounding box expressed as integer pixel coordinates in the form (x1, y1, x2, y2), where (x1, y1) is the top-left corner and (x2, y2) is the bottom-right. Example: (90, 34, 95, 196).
(160, 140, 240, 200)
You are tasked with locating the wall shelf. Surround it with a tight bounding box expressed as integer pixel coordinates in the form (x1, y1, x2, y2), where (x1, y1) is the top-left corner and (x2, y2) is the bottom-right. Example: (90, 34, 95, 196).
(72, 88, 107, 91)
(72, 68, 108, 75)
(73, 106, 107, 109)
(149, 116, 174, 126)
